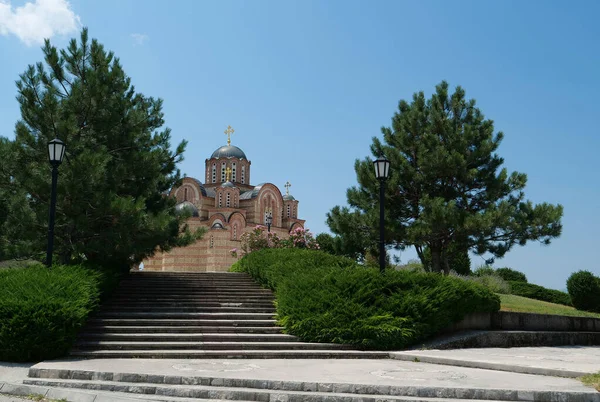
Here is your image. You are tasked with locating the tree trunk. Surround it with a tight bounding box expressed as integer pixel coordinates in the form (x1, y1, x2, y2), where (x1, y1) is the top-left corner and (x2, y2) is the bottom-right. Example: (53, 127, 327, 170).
(415, 245, 429, 271)
(431, 247, 442, 273)
(442, 249, 451, 275)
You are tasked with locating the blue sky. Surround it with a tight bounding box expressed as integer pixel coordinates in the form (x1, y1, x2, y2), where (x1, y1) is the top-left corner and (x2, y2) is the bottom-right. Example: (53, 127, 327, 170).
(1, 1, 598, 290)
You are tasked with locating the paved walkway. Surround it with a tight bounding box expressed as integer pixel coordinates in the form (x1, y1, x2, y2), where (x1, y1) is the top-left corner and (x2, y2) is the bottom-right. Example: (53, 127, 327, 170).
(391, 346, 600, 377)
(27, 357, 594, 393)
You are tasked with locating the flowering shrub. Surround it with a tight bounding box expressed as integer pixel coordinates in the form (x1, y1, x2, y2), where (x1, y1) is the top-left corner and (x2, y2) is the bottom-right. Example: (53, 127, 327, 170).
(234, 225, 319, 258)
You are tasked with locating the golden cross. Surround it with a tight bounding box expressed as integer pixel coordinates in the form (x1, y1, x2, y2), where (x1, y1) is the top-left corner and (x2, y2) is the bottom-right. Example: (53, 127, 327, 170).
(225, 167, 232, 182)
(224, 125, 235, 146)
(284, 181, 291, 196)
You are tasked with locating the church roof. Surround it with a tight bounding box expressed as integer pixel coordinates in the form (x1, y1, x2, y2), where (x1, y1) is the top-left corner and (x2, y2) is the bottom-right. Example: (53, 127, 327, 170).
(283, 194, 296, 201)
(190, 178, 207, 197)
(221, 181, 235, 188)
(175, 201, 199, 217)
(210, 145, 247, 160)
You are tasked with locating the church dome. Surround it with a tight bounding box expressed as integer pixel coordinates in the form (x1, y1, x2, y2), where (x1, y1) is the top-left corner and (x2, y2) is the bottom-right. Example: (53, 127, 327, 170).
(175, 201, 199, 217)
(283, 194, 296, 201)
(221, 181, 235, 188)
(210, 145, 247, 160)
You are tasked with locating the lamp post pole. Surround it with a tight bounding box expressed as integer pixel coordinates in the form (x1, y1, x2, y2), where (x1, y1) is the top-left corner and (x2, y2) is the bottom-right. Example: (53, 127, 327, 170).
(46, 138, 66, 268)
(46, 163, 59, 267)
(378, 177, 386, 274)
(266, 209, 273, 233)
(373, 156, 390, 274)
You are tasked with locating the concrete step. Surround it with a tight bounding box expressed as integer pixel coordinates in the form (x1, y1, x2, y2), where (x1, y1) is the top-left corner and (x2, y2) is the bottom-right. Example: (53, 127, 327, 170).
(67, 350, 389, 359)
(111, 292, 273, 297)
(103, 302, 275, 308)
(83, 326, 284, 334)
(21, 378, 538, 402)
(100, 306, 276, 313)
(73, 341, 350, 351)
(86, 319, 278, 327)
(77, 333, 298, 342)
(108, 296, 275, 302)
(94, 312, 275, 319)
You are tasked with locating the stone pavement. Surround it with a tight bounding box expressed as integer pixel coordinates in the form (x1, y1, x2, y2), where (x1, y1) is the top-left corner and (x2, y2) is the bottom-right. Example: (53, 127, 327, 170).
(391, 346, 600, 377)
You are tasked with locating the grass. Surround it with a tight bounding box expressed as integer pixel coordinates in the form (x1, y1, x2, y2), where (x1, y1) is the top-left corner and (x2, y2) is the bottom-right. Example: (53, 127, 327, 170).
(580, 373, 600, 391)
(500, 294, 600, 318)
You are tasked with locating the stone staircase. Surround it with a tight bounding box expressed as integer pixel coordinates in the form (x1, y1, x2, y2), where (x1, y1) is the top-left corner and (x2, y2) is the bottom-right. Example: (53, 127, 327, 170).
(72, 271, 388, 359)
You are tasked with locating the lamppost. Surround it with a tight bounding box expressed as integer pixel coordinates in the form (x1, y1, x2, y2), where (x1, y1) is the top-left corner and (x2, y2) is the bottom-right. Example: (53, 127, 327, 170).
(46, 138, 66, 267)
(266, 208, 273, 233)
(373, 156, 390, 274)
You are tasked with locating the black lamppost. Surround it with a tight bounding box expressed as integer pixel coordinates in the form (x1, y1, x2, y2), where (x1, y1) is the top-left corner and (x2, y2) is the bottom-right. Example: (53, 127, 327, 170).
(373, 156, 390, 274)
(266, 208, 273, 233)
(46, 138, 66, 267)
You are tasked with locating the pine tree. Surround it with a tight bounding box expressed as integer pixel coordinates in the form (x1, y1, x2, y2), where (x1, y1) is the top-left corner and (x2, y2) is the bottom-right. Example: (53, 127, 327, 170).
(1, 28, 203, 268)
(328, 81, 563, 274)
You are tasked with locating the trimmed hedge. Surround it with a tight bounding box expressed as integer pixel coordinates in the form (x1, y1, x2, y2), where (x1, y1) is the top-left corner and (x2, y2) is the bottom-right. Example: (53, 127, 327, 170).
(231, 249, 500, 350)
(495, 268, 527, 283)
(508, 281, 572, 306)
(0, 263, 121, 362)
(567, 271, 600, 313)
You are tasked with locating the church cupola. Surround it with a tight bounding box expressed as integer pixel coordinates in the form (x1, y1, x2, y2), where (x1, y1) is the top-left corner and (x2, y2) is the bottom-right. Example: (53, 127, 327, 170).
(282, 181, 299, 219)
(205, 125, 251, 188)
(215, 166, 240, 209)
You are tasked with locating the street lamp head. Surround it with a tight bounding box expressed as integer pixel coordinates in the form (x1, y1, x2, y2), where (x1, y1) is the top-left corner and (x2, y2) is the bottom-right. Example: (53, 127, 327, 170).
(48, 138, 66, 165)
(266, 215, 273, 225)
(373, 156, 390, 180)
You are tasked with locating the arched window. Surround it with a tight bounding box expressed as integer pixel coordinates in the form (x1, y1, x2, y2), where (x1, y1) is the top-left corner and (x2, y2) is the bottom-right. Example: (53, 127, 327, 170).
(293, 205, 297, 218)
(210, 235, 214, 248)
(287, 205, 290, 218)
(226, 192, 231, 208)
(212, 164, 216, 183)
(241, 166, 245, 184)
(218, 192, 222, 208)
(221, 162, 226, 182)
(233, 224, 238, 240)
(184, 188, 188, 201)
(232, 162, 236, 182)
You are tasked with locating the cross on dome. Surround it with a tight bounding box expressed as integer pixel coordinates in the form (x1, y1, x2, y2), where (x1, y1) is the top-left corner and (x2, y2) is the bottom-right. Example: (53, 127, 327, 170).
(284, 181, 291, 196)
(224, 125, 235, 146)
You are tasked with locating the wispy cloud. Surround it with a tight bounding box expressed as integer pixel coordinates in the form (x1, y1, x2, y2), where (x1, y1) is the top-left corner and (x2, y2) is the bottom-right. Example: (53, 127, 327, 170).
(0, 0, 80, 46)
(131, 33, 148, 46)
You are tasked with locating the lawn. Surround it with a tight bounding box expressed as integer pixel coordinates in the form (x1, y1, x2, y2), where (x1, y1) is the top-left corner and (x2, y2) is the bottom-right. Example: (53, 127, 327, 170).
(500, 294, 600, 319)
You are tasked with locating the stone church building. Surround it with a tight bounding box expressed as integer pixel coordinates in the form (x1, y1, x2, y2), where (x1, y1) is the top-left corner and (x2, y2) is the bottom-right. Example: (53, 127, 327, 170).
(142, 127, 305, 271)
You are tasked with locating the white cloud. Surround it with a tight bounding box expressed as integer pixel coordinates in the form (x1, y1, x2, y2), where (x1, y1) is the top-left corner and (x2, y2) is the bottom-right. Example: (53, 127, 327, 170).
(131, 33, 148, 45)
(0, 0, 80, 46)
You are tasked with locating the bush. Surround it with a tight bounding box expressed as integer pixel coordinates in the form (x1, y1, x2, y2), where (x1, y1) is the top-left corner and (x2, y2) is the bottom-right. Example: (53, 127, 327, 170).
(567, 271, 600, 313)
(0, 263, 121, 362)
(509, 281, 571, 306)
(470, 274, 511, 294)
(495, 267, 528, 283)
(232, 249, 500, 350)
(473, 265, 496, 277)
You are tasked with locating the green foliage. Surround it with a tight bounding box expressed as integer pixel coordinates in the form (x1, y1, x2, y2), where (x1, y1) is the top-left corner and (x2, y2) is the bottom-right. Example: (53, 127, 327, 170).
(495, 267, 528, 283)
(233, 248, 500, 350)
(233, 226, 319, 259)
(473, 266, 496, 277)
(328, 81, 563, 274)
(423, 243, 471, 275)
(0, 263, 121, 362)
(508, 281, 571, 306)
(469, 274, 511, 294)
(0, 28, 203, 267)
(567, 271, 600, 313)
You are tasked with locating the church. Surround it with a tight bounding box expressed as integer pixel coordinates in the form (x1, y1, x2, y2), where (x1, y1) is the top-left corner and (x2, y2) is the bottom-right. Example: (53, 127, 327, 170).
(141, 126, 305, 271)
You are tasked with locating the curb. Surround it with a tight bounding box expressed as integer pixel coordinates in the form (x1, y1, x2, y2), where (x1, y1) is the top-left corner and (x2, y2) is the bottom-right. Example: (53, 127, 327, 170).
(389, 352, 589, 378)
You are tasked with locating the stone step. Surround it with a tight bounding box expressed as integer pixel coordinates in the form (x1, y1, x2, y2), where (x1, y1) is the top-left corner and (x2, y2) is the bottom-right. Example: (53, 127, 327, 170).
(103, 302, 275, 309)
(86, 319, 277, 327)
(77, 333, 298, 342)
(83, 326, 284, 334)
(108, 296, 275, 301)
(111, 291, 273, 296)
(116, 285, 266, 290)
(22, 378, 520, 402)
(67, 349, 388, 359)
(100, 306, 276, 313)
(73, 341, 350, 351)
(94, 312, 275, 319)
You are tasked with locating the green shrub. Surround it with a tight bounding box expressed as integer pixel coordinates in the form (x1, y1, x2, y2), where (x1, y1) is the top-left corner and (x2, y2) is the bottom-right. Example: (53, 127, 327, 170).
(509, 281, 571, 306)
(473, 265, 496, 277)
(567, 271, 600, 313)
(0, 263, 121, 362)
(470, 274, 511, 294)
(495, 267, 528, 283)
(232, 249, 500, 350)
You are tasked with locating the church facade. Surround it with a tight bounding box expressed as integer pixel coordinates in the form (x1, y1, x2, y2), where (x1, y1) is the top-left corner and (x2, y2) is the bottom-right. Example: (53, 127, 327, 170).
(141, 126, 305, 272)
